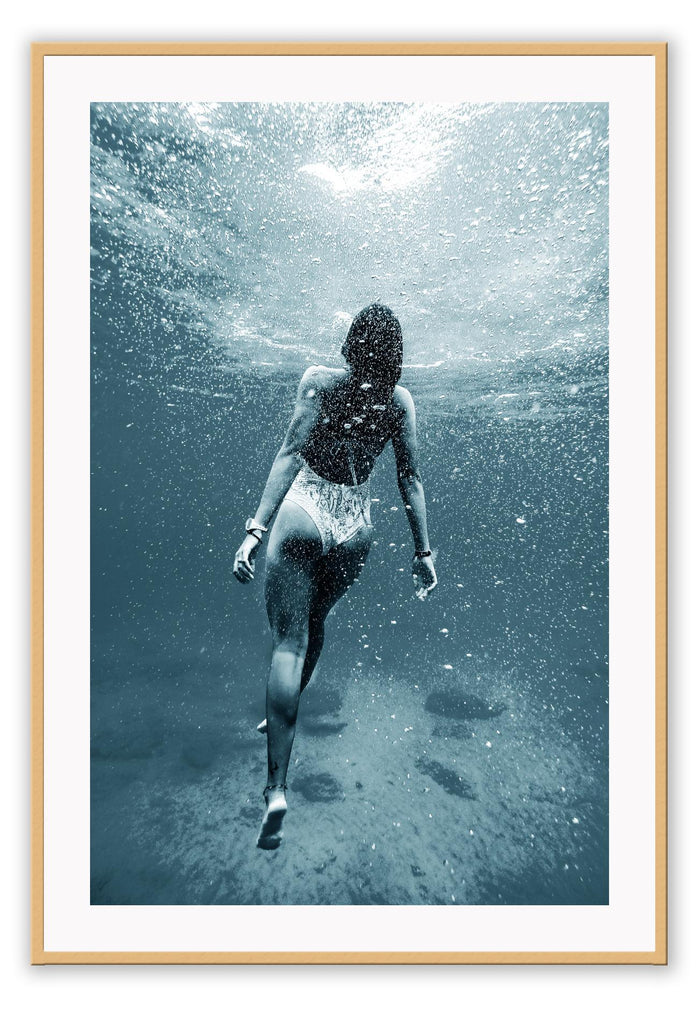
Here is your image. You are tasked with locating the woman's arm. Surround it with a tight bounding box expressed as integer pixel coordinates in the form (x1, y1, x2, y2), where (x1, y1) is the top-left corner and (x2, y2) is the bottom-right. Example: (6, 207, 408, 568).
(233, 367, 322, 583)
(391, 387, 438, 599)
(251, 369, 321, 527)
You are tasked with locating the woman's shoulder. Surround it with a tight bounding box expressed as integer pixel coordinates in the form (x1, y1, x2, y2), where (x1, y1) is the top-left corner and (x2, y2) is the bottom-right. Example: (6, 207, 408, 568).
(298, 364, 345, 396)
(391, 384, 415, 414)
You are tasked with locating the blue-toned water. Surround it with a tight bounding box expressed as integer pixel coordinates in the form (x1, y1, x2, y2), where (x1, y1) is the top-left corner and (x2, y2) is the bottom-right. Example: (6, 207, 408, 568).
(90, 102, 608, 905)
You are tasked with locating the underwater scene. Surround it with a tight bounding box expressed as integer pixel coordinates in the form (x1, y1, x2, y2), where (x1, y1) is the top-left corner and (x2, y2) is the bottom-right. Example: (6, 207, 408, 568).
(90, 101, 608, 904)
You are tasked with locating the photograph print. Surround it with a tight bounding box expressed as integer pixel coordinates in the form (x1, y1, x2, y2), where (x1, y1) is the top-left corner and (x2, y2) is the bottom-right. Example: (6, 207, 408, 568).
(89, 100, 609, 906)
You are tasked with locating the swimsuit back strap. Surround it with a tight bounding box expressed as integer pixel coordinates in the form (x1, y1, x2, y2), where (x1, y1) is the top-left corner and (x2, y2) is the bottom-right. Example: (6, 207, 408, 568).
(347, 445, 359, 487)
(346, 442, 371, 527)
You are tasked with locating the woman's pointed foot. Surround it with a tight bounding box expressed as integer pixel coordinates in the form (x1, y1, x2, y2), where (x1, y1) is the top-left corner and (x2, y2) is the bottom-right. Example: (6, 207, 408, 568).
(256, 785, 287, 850)
(256, 718, 268, 735)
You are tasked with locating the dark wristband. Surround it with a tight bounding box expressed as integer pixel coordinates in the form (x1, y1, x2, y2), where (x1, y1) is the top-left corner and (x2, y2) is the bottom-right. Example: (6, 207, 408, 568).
(414, 549, 432, 559)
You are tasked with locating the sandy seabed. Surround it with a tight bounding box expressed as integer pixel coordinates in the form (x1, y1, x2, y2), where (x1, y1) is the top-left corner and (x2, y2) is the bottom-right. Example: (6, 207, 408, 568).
(90, 653, 606, 907)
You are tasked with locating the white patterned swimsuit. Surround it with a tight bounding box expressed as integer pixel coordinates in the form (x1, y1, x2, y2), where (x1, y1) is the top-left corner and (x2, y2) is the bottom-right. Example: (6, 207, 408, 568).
(285, 461, 371, 555)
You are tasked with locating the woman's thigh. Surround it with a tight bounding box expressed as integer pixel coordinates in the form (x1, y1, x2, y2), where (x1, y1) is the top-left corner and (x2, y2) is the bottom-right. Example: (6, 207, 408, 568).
(264, 500, 323, 639)
(311, 523, 373, 621)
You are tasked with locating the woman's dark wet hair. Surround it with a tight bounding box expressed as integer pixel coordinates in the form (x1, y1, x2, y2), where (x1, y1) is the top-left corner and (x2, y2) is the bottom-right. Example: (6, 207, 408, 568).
(342, 304, 403, 390)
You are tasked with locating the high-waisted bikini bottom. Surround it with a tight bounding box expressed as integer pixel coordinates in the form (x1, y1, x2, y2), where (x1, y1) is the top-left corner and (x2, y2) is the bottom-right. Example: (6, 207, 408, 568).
(284, 462, 371, 555)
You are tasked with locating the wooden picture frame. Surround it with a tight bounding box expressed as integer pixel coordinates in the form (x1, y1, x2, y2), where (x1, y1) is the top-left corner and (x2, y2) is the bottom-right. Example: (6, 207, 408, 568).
(31, 42, 666, 965)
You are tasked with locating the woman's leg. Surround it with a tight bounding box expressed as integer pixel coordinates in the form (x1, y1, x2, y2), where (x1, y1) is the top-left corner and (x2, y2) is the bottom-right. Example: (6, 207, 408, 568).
(300, 525, 373, 695)
(255, 614, 324, 735)
(256, 502, 322, 849)
(263, 501, 323, 790)
(257, 524, 373, 735)
(258, 511, 372, 848)
(299, 614, 324, 694)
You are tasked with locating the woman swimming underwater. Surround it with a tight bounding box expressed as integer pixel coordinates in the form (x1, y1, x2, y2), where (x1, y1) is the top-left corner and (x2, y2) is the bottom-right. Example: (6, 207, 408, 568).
(233, 304, 437, 849)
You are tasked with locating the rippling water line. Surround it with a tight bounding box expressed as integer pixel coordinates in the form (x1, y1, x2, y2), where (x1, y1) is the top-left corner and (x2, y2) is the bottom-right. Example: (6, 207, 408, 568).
(91, 101, 607, 379)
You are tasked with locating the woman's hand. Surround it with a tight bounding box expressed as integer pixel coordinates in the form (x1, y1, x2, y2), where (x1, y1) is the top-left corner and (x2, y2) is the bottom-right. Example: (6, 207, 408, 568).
(412, 555, 437, 601)
(233, 534, 261, 584)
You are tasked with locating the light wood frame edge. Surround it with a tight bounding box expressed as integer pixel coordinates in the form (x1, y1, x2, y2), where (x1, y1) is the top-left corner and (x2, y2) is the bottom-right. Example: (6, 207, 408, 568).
(30, 40, 668, 967)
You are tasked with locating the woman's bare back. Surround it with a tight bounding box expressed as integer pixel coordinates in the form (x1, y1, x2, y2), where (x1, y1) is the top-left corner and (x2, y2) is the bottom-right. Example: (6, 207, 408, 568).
(300, 365, 410, 485)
